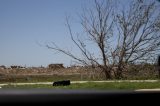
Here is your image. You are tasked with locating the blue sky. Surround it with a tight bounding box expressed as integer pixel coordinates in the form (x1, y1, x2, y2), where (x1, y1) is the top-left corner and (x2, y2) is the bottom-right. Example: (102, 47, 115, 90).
(0, 0, 95, 67)
(0, 0, 158, 67)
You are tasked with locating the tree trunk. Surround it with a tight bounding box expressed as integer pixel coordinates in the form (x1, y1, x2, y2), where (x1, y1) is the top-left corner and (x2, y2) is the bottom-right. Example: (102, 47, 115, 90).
(115, 65, 123, 79)
(103, 67, 112, 79)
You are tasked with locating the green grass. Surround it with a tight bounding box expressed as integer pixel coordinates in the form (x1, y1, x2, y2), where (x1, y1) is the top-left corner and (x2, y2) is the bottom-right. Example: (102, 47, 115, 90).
(1, 75, 159, 84)
(0, 74, 99, 83)
(2, 82, 160, 90)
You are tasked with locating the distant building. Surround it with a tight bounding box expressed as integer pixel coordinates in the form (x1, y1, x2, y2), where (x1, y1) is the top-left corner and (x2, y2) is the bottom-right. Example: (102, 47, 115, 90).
(48, 64, 64, 69)
(10, 65, 25, 69)
(0, 65, 6, 69)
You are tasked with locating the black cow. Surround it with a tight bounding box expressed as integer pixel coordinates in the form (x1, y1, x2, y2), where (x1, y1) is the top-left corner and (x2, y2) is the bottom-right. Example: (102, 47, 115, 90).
(53, 80, 70, 86)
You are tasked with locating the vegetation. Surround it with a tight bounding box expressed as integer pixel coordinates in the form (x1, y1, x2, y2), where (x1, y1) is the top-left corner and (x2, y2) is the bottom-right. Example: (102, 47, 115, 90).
(0, 63, 159, 83)
(0, 74, 93, 83)
(46, 0, 160, 79)
(0, 1, 160, 83)
(2, 82, 160, 90)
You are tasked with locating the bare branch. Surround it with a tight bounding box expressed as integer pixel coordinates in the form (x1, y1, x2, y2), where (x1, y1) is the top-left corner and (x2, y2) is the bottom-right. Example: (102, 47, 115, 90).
(47, 0, 160, 79)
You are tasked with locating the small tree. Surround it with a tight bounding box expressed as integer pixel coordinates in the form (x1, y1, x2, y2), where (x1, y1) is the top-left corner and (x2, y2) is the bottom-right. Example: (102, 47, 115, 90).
(47, 0, 160, 79)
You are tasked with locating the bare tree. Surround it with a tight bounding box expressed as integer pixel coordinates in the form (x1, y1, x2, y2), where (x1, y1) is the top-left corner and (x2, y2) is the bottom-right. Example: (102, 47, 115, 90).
(47, 0, 160, 79)
(114, 0, 160, 78)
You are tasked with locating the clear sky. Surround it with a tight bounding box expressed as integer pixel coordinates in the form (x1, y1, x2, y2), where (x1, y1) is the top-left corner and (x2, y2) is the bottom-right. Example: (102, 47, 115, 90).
(0, 0, 158, 67)
(0, 0, 95, 67)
